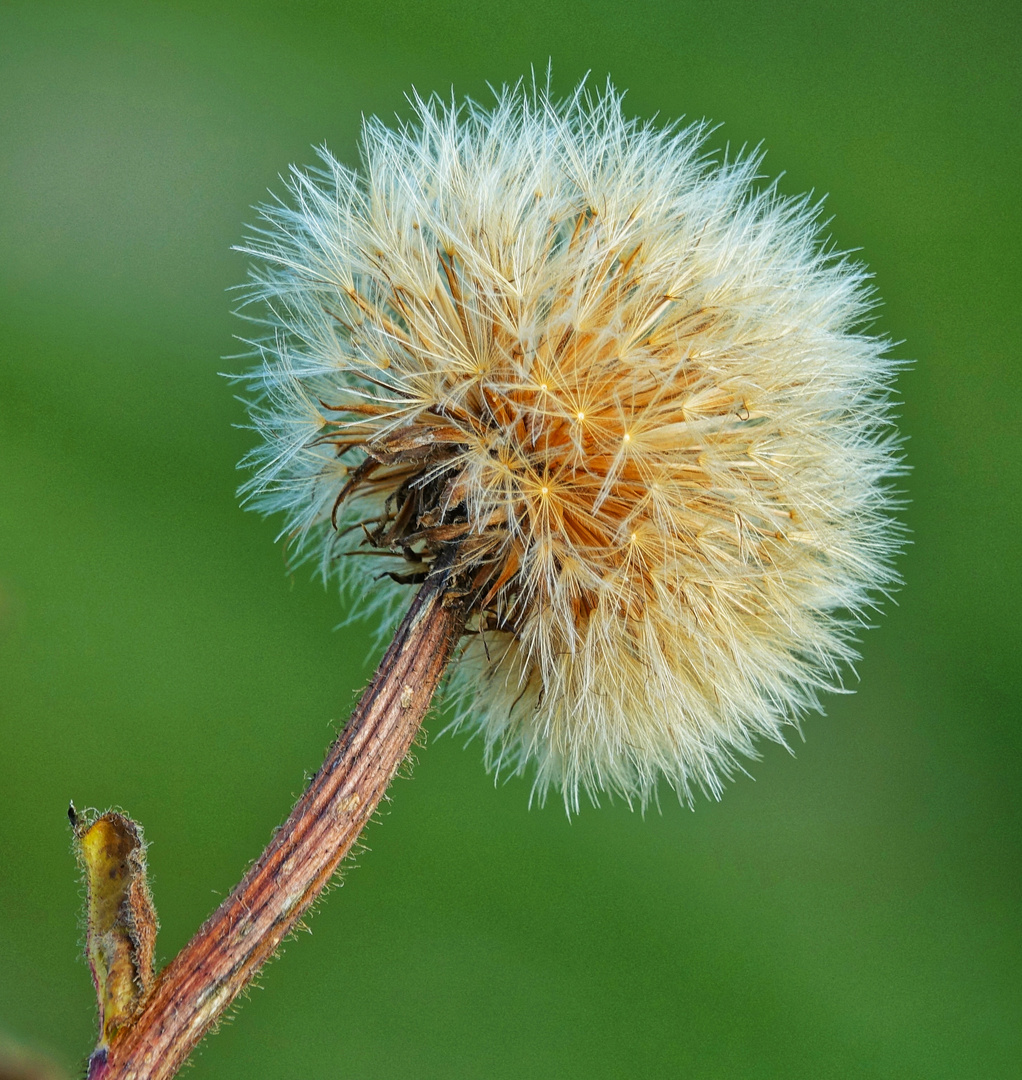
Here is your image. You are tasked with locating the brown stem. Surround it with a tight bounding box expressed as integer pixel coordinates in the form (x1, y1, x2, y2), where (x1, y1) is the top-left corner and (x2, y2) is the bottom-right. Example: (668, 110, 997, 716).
(91, 553, 468, 1080)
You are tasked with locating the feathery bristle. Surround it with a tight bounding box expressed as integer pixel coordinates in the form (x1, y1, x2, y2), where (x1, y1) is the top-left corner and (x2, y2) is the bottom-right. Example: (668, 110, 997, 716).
(237, 78, 906, 811)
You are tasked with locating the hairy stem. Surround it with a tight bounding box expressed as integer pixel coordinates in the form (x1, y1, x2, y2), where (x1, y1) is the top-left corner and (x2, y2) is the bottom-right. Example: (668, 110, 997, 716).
(91, 555, 467, 1080)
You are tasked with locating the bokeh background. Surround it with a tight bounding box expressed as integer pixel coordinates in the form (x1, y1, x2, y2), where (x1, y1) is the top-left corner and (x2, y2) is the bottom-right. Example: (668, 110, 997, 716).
(1, 1, 1019, 1077)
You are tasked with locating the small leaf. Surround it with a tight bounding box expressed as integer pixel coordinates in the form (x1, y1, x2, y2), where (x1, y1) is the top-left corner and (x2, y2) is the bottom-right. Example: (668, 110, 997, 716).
(70, 805, 158, 1045)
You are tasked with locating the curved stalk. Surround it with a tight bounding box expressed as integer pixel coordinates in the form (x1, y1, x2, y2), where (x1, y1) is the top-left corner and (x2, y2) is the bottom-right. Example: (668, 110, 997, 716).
(90, 555, 467, 1080)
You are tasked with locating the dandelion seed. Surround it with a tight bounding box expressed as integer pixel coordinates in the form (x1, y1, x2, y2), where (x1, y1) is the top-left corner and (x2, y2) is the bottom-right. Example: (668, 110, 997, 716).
(237, 77, 906, 812)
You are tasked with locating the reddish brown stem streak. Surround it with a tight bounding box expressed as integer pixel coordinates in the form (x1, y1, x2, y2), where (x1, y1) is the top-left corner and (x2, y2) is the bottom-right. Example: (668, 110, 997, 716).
(92, 558, 467, 1080)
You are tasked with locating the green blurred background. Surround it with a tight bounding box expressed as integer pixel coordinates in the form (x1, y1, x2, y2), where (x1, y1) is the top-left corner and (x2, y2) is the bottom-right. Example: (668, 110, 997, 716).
(1, 1, 1019, 1077)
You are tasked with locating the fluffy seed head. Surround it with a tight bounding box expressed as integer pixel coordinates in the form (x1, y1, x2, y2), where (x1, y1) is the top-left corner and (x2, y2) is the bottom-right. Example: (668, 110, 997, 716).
(238, 80, 905, 810)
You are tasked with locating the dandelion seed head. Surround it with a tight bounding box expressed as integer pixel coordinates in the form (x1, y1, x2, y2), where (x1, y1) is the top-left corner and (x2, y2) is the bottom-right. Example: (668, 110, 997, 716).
(237, 78, 906, 811)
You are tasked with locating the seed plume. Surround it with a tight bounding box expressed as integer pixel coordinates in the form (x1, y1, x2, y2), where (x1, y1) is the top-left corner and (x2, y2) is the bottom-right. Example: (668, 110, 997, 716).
(238, 80, 905, 810)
